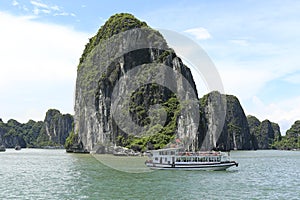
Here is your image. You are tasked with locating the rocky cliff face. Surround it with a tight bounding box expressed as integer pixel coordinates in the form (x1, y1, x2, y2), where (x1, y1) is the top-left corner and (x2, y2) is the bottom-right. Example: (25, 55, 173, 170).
(271, 120, 299, 150)
(199, 91, 253, 151)
(42, 109, 74, 145)
(286, 120, 300, 138)
(247, 115, 281, 149)
(0, 119, 28, 148)
(0, 109, 73, 148)
(284, 120, 300, 149)
(74, 13, 199, 152)
(73, 13, 285, 152)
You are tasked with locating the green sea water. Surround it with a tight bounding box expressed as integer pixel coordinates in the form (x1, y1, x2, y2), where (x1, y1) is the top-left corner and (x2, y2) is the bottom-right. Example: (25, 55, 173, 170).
(0, 149, 299, 200)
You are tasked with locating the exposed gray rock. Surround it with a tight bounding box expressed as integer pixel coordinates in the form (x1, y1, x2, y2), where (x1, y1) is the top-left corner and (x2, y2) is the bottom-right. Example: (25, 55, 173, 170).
(43, 109, 73, 145)
(199, 91, 253, 151)
(247, 115, 281, 149)
(0, 109, 73, 148)
(72, 13, 283, 152)
(74, 13, 199, 152)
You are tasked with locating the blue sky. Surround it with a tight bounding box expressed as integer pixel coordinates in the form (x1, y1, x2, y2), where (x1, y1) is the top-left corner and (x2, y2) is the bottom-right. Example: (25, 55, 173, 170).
(1, 0, 300, 134)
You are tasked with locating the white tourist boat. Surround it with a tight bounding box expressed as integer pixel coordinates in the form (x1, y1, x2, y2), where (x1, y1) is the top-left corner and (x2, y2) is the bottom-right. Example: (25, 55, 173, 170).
(145, 148, 238, 171)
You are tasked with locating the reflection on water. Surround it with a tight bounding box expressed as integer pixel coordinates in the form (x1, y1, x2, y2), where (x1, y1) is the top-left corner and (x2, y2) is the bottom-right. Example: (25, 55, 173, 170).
(92, 154, 150, 173)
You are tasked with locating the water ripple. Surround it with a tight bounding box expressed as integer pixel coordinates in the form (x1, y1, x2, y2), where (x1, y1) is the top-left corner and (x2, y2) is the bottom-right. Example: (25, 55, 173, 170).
(0, 149, 299, 199)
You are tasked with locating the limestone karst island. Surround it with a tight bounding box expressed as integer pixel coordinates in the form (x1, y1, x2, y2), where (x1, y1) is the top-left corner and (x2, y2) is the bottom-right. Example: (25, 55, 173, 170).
(0, 13, 299, 153)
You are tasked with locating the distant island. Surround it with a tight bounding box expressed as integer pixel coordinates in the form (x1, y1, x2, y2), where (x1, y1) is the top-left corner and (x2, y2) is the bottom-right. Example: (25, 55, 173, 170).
(0, 95, 299, 151)
(0, 109, 72, 148)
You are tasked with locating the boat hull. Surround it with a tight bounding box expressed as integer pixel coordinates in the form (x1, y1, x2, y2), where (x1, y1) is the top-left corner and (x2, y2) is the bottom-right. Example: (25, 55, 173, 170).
(146, 161, 238, 171)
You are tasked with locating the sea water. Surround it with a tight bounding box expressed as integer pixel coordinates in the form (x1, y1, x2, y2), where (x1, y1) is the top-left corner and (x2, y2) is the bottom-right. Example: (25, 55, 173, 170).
(0, 149, 299, 200)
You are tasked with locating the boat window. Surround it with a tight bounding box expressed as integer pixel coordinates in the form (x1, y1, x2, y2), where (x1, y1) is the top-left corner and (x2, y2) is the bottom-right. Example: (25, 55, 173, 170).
(155, 157, 158, 161)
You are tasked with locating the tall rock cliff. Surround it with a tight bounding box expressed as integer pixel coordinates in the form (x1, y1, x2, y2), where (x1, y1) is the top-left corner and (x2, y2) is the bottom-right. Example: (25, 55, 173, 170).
(0, 119, 27, 148)
(41, 109, 74, 145)
(199, 91, 253, 151)
(74, 13, 199, 152)
(284, 120, 300, 149)
(271, 120, 299, 150)
(247, 115, 260, 150)
(72, 13, 285, 152)
(0, 109, 73, 148)
(247, 115, 281, 149)
(286, 120, 300, 138)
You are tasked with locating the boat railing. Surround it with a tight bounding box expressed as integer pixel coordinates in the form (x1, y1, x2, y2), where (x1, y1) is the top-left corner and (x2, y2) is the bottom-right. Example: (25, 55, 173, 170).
(175, 151, 221, 157)
(174, 151, 231, 162)
(151, 149, 232, 162)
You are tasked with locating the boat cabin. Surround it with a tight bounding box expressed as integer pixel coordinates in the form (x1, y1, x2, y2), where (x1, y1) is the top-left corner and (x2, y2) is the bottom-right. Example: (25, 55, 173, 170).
(150, 148, 230, 165)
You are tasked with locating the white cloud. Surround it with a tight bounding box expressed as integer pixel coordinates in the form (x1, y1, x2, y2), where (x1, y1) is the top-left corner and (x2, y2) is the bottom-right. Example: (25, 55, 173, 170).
(283, 73, 300, 84)
(30, 0, 49, 9)
(0, 12, 90, 122)
(41, 9, 51, 14)
(29, 0, 77, 17)
(216, 60, 273, 99)
(184, 27, 211, 40)
(33, 7, 39, 15)
(50, 5, 60, 11)
(22, 5, 29, 12)
(12, 0, 19, 6)
(230, 39, 249, 46)
(54, 12, 76, 17)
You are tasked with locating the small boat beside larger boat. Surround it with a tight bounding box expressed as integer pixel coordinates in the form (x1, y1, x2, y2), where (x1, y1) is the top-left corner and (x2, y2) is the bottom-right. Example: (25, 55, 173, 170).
(15, 145, 21, 150)
(0, 145, 6, 152)
(145, 148, 238, 171)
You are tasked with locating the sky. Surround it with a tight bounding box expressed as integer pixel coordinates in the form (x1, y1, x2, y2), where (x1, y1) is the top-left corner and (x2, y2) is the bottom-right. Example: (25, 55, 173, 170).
(1, 0, 300, 134)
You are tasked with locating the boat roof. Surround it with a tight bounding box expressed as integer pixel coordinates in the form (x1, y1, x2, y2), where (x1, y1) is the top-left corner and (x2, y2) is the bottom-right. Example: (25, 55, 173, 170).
(151, 148, 183, 152)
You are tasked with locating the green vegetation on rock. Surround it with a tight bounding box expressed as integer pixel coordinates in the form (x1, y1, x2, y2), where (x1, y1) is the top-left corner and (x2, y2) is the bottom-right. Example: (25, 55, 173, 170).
(79, 13, 148, 66)
(272, 120, 300, 150)
(0, 109, 73, 148)
(65, 130, 78, 149)
(117, 93, 181, 152)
